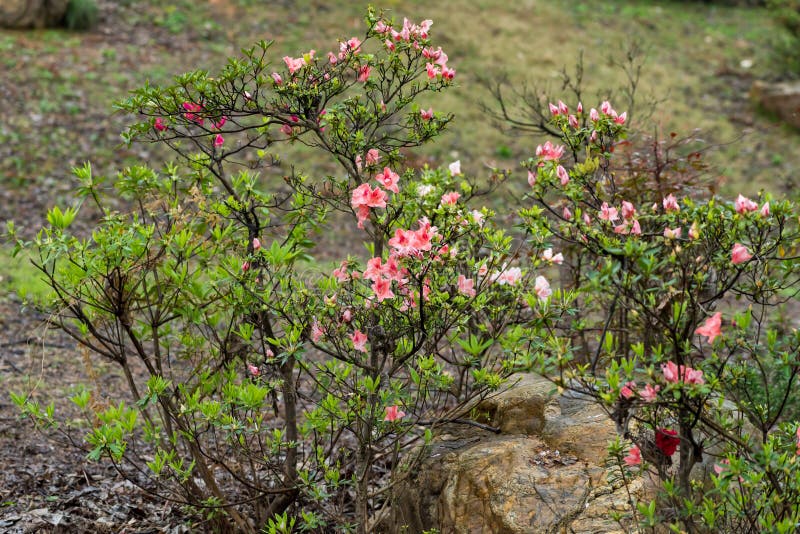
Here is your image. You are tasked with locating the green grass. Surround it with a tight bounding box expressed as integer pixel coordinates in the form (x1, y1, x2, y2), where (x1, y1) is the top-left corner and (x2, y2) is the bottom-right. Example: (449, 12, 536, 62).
(0, 247, 53, 305)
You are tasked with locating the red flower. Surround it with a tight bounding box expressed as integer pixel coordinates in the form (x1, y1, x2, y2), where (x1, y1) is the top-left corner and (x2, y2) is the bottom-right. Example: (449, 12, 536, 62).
(655, 428, 680, 456)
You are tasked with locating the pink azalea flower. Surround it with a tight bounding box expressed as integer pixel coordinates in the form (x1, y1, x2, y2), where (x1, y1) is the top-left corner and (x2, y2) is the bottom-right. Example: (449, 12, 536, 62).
(182, 101, 204, 125)
(663, 227, 681, 239)
(599, 202, 619, 222)
(760, 202, 770, 217)
(384, 39, 396, 51)
(351, 330, 368, 353)
(735, 194, 758, 214)
(311, 321, 325, 342)
(695, 312, 722, 344)
(341, 37, 362, 55)
(247, 364, 260, 377)
(640, 384, 660, 402)
(213, 116, 227, 130)
(426, 62, 439, 79)
(600, 101, 614, 115)
(351, 183, 388, 209)
(471, 210, 485, 226)
(548, 102, 559, 116)
(372, 277, 395, 301)
(623, 445, 642, 466)
(562, 206, 573, 220)
(614, 112, 627, 125)
(420, 107, 434, 120)
(534, 275, 552, 300)
(614, 223, 629, 235)
(527, 170, 537, 187)
(535, 141, 565, 162)
(583, 212, 592, 226)
(558, 100, 569, 115)
(389, 229, 419, 257)
(457, 275, 476, 297)
(412, 221, 437, 252)
(357, 65, 371, 82)
(621, 201, 636, 220)
(620, 381, 636, 399)
(422, 46, 444, 61)
(731, 243, 752, 265)
(375, 167, 400, 193)
(589, 108, 600, 122)
(355, 205, 370, 229)
(556, 165, 569, 185)
(683, 367, 705, 385)
(662, 361, 680, 383)
(342, 309, 352, 323)
(241, 261, 250, 272)
(154, 117, 167, 132)
(662, 361, 705, 385)
(366, 149, 381, 167)
(492, 266, 523, 286)
(441, 191, 461, 206)
(662, 194, 680, 213)
(332, 261, 349, 282)
(327, 51, 338, 64)
(541, 248, 564, 265)
(252, 237, 261, 250)
(280, 124, 293, 136)
(271, 72, 283, 85)
(283, 55, 306, 74)
(630, 220, 642, 235)
(374, 20, 390, 34)
(441, 66, 456, 80)
(449, 160, 462, 176)
(384, 405, 406, 422)
(576, 101, 583, 114)
(213, 134, 224, 148)
(568, 114, 579, 129)
(363, 257, 384, 281)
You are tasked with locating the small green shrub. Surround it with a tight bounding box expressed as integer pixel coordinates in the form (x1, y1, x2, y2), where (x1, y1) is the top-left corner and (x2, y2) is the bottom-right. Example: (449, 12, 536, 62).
(65, 0, 99, 31)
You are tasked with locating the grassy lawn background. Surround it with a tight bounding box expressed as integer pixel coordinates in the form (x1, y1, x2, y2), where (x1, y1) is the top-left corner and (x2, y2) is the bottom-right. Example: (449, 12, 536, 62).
(1, 0, 798, 298)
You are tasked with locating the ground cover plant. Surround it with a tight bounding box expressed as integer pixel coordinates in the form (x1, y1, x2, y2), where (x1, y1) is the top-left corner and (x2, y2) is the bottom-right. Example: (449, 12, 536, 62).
(3, 2, 800, 533)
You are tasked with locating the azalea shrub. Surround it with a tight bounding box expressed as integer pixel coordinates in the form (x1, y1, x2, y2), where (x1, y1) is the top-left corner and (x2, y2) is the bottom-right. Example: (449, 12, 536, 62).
(521, 100, 800, 532)
(9, 10, 564, 533)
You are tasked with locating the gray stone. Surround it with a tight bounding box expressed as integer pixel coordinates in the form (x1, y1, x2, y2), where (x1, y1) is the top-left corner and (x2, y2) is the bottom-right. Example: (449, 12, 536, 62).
(751, 80, 800, 130)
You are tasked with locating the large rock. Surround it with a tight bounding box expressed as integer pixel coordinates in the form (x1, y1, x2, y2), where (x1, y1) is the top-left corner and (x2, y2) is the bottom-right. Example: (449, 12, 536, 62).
(387, 374, 643, 534)
(0, 0, 69, 29)
(751, 80, 800, 130)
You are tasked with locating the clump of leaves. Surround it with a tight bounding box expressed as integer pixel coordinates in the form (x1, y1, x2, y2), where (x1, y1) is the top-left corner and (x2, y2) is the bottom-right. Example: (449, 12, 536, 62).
(65, 0, 99, 31)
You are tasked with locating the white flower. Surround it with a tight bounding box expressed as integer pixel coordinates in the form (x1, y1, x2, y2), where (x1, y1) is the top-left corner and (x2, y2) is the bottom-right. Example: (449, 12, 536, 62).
(448, 160, 462, 176)
(417, 184, 435, 196)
